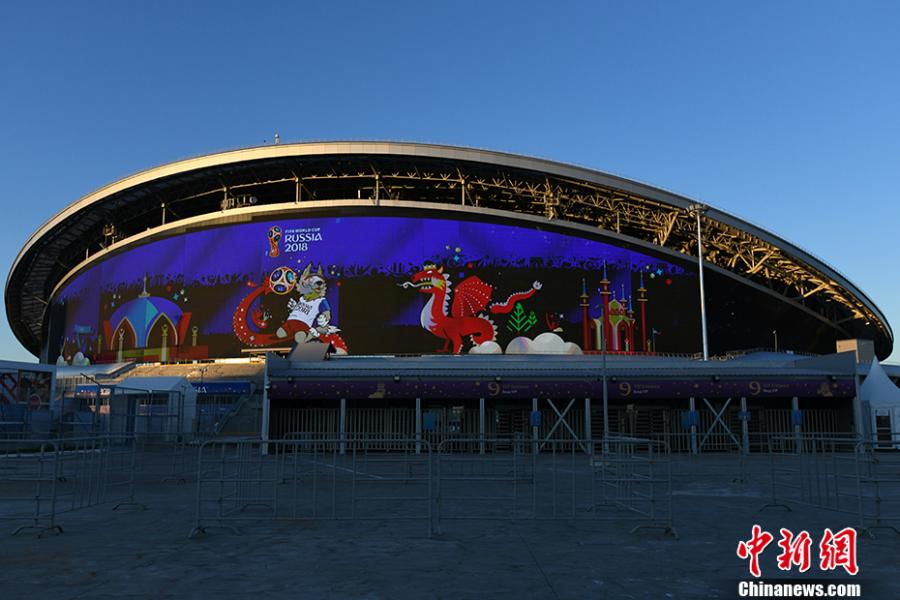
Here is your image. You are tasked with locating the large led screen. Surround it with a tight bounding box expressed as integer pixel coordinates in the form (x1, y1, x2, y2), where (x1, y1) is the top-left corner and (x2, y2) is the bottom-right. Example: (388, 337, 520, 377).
(50, 214, 698, 364)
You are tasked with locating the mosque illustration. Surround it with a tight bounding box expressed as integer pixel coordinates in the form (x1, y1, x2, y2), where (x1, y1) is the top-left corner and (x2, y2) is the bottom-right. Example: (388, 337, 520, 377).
(95, 275, 208, 363)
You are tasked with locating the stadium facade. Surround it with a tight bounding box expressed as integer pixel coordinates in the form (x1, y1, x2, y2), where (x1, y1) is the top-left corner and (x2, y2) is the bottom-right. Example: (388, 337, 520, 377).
(4, 142, 896, 444)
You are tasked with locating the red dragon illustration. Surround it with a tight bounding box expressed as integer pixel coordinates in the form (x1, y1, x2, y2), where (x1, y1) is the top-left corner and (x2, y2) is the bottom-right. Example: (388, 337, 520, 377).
(401, 264, 541, 354)
(233, 277, 287, 347)
(233, 270, 349, 353)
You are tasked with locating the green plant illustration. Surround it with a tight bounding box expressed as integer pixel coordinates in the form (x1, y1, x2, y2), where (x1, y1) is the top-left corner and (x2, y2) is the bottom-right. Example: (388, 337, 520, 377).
(506, 302, 538, 333)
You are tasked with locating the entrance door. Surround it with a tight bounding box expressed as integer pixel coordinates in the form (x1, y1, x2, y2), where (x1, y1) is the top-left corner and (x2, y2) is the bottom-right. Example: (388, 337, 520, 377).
(874, 409, 894, 448)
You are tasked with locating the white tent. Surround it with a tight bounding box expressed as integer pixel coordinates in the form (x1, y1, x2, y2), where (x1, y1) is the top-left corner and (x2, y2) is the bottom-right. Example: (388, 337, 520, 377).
(859, 360, 900, 446)
(113, 376, 196, 435)
(118, 376, 193, 394)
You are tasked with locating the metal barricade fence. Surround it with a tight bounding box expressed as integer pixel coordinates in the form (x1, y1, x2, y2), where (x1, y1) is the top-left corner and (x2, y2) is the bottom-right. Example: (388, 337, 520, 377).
(0, 439, 60, 535)
(283, 430, 453, 455)
(641, 431, 866, 496)
(190, 437, 433, 538)
(760, 434, 864, 527)
(856, 436, 900, 536)
(54, 436, 143, 515)
(0, 403, 29, 441)
(434, 436, 533, 526)
(134, 433, 197, 484)
(0, 435, 142, 536)
(644, 432, 752, 488)
(765, 433, 861, 455)
(590, 436, 674, 534)
(51, 389, 197, 485)
(434, 437, 675, 537)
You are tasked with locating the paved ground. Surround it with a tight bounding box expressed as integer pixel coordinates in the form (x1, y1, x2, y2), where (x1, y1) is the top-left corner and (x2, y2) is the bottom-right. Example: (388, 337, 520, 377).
(1, 450, 898, 599)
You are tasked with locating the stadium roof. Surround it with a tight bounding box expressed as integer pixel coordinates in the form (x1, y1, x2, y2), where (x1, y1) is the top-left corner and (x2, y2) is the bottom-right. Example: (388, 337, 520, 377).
(6, 141, 893, 359)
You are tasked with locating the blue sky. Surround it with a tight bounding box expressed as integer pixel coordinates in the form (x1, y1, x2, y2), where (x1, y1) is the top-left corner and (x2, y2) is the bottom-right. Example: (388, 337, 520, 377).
(1, 1, 898, 362)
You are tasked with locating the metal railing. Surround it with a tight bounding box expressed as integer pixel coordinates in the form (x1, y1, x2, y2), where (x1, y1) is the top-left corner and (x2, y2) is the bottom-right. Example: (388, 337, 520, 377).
(190, 437, 433, 538)
(757, 433, 900, 538)
(189, 435, 675, 538)
(0, 435, 142, 536)
(7, 430, 890, 541)
(856, 435, 900, 536)
(434, 436, 674, 536)
(760, 434, 863, 522)
(211, 393, 252, 436)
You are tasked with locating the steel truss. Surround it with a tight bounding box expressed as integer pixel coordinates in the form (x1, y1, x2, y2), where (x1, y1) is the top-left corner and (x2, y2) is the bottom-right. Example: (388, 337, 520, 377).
(8, 154, 887, 356)
(160, 160, 875, 330)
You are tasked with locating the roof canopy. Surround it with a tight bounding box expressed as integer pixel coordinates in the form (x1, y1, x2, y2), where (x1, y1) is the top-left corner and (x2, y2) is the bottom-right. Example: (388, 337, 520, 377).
(117, 376, 193, 393)
(6, 142, 892, 359)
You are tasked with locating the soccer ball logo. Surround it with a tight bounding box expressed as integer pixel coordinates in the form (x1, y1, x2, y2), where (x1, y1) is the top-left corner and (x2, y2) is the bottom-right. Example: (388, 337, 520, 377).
(268, 267, 296, 295)
(268, 225, 282, 257)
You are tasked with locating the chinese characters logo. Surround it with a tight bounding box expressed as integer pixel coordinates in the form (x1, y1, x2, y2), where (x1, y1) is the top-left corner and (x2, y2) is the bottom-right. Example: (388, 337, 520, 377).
(737, 525, 858, 578)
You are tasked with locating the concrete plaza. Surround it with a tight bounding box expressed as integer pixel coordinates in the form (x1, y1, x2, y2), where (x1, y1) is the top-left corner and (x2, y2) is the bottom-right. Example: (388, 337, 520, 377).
(1, 451, 897, 599)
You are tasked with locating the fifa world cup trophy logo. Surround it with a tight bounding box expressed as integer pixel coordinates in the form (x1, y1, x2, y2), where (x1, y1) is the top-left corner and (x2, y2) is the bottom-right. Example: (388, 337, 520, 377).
(268, 225, 282, 257)
(268, 267, 296, 295)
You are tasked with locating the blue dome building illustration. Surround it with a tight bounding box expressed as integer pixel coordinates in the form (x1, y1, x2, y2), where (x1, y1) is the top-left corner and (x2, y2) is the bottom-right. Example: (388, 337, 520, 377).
(103, 276, 192, 362)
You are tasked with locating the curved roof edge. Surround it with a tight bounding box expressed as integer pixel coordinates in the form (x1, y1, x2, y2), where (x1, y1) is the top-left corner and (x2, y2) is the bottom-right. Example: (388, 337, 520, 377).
(7, 140, 893, 355)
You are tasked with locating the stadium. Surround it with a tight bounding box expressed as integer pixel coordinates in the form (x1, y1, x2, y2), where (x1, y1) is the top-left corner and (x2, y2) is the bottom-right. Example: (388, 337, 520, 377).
(4, 141, 897, 447)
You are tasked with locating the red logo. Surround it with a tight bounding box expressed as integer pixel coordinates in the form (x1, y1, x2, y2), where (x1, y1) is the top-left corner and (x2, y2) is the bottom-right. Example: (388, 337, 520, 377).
(737, 525, 859, 578)
(819, 527, 859, 576)
(736, 525, 774, 578)
(776, 528, 812, 573)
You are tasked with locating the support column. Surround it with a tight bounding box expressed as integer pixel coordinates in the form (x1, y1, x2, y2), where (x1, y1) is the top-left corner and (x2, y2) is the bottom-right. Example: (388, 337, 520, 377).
(584, 397, 592, 455)
(689, 396, 698, 454)
(479, 397, 485, 454)
(532, 397, 539, 455)
(740, 396, 749, 455)
(339, 397, 347, 455)
(638, 271, 648, 353)
(852, 371, 866, 442)
(580, 279, 591, 351)
(792, 396, 801, 453)
(692, 205, 710, 360)
(626, 295, 635, 353)
(601, 325, 610, 455)
(261, 356, 271, 455)
(415, 397, 422, 455)
(600, 262, 611, 352)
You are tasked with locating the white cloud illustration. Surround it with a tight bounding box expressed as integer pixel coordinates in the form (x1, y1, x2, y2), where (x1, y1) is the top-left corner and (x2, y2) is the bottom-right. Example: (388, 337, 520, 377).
(469, 341, 503, 354)
(505, 332, 582, 355)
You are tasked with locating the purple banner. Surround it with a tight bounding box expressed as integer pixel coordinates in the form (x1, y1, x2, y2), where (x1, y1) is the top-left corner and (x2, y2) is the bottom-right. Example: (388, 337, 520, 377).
(268, 377, 854, 401)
